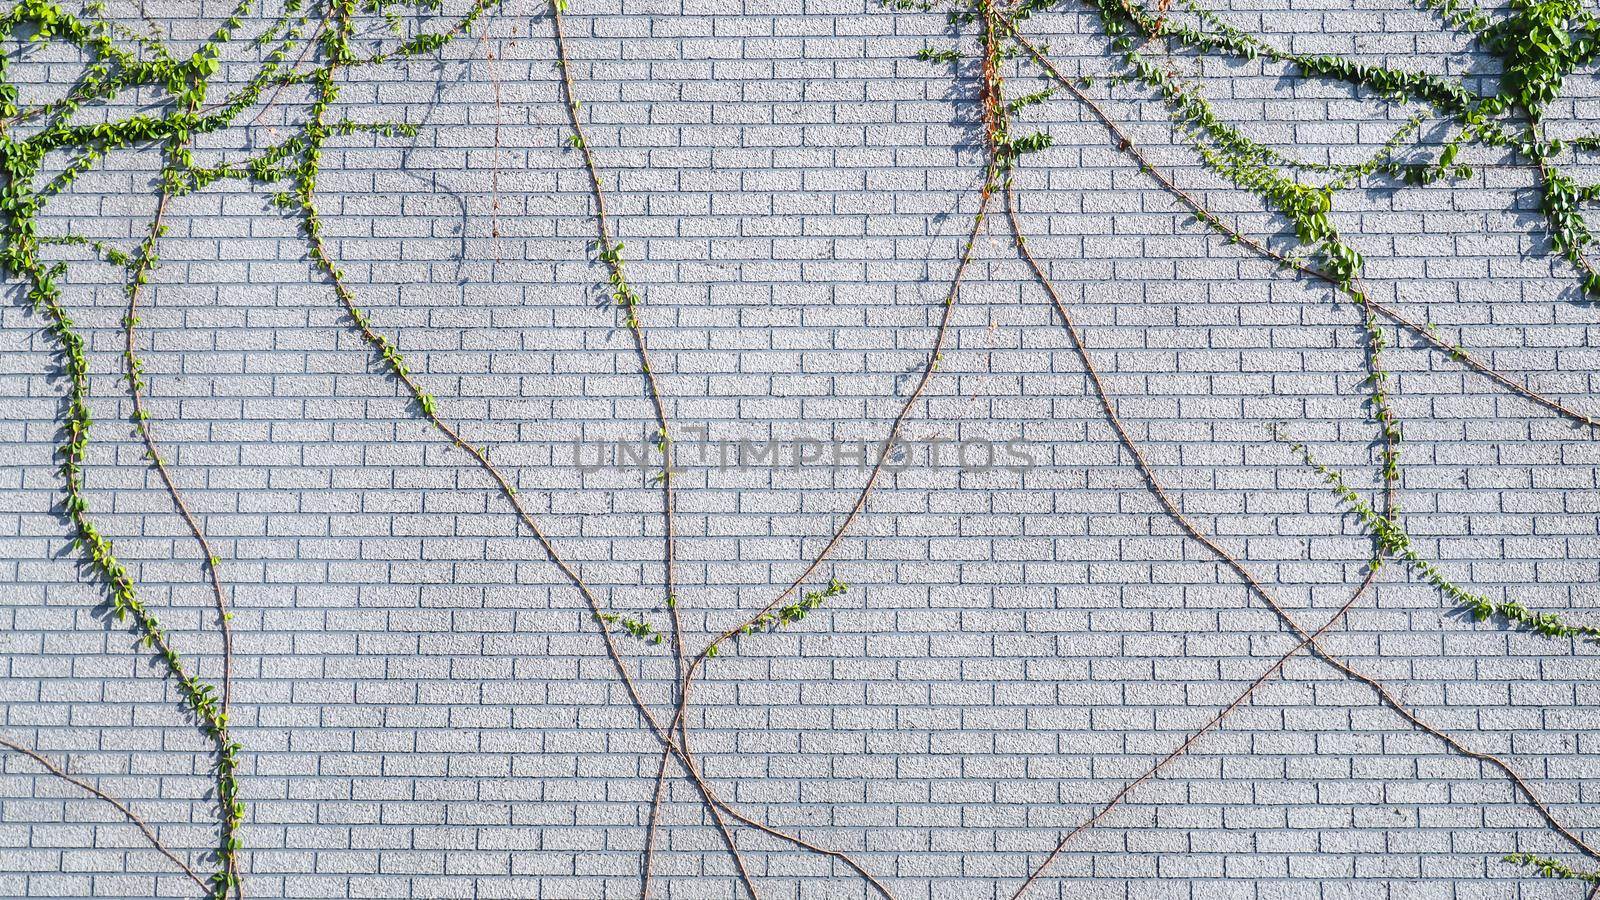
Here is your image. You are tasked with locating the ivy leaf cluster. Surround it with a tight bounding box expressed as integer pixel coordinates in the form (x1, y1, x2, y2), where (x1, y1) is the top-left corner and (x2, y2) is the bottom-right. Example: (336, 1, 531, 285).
(705, 579, 849, 658)
(1481, 0, 1600, 122)
(2, 1, 503, 895)
(1284, 435, 1600, 645)
(1503, 852, 1600, 884)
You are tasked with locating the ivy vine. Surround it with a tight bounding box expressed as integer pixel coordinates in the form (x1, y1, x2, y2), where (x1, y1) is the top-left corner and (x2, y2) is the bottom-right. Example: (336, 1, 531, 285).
(5, 0, 1600, 896)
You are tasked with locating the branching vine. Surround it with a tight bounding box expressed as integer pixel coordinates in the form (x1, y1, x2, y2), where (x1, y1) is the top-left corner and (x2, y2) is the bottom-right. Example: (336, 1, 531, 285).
(6, 0, 1600, 896)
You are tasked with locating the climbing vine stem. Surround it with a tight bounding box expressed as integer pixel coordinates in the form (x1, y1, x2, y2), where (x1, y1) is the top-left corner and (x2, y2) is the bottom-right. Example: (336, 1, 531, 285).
(9, 0, 1600, 895)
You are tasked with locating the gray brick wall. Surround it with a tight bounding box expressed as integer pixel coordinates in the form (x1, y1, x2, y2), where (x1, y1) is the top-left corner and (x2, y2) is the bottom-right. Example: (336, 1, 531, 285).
(2, 0, 1600, 897)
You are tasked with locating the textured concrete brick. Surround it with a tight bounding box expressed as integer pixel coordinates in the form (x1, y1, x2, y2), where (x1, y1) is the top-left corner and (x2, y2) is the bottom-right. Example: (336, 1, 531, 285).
(1, 0, 1599, 898)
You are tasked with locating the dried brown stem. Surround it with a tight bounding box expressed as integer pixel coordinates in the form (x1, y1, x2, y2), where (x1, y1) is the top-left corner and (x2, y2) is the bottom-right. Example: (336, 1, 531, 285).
(1009, 565, 1378, 897)
(547, 6, 772, 894)
(639, 739, 673, 898)
(307, 194, 785, 898)
(1006, 26, 1600, 433)
(1001, 175, 1600, 895)
(706, 790, 897, 899)
(0, 736, 208, 892)
(128, 192, 235, 733)
(655, 15, 1003, 892)
(126, 119, 242, 900)
(641, 190, 989, 900)
(549, 0, 679, 616)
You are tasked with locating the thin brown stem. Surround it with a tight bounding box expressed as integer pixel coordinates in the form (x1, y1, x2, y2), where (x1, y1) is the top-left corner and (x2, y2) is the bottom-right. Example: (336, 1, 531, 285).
(687, 0, 1012, 658)
(1006, 26, 1600, 432)
(656, 186, 995, 891)
(639, 741, 673, 899)
(673, 732, 762, 899)
(238, 19, 330, 130)
(0, 736, 208, 893)
(126, 113, 243, 900)
(693, 185, 995, 666)
(307, 197, 776, 900)
(704, 792, 897, 899)
(306, 212, 666, 740)
(128, 192, 235, 743)
(657, 21, 1004, 892)
(546, 7, 763, 894)
(1010, 565, 1378, 898)
(548, 0, 685, 700)
(1001, 177, 1600, 896)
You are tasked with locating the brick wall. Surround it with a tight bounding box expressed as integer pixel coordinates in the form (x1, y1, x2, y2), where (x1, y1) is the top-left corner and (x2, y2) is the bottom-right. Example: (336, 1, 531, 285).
(2, 0, 1599, 896)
